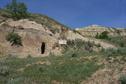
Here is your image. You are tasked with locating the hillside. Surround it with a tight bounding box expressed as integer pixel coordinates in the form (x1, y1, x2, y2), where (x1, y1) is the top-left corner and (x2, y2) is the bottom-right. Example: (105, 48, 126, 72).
(76, 24, 126, 37)
(0, 1, 126, 84)
(0, 10, 63, 57)
(0, 9, 118, 57)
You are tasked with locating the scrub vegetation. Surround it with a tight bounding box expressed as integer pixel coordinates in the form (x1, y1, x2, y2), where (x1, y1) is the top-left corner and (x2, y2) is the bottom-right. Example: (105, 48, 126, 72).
(0, 0, 126, 84)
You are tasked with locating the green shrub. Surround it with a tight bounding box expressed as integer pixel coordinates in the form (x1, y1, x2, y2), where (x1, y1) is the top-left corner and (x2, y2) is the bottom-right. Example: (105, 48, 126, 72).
(103, 48, 118, 57)
(108, 36, 126, 47)
(119, 75, 126, 84)
(64, 39, 94, 52)
(84, 41, 94, 52)
(95, 33, 99, 38)
(96, 31, 109, 39)
(117, 47, 126, 55)
(0, 66, 9, 77)
(102, 47, 126, 57)
(119, 42, 124, 47)
(6, 32, 22, 46)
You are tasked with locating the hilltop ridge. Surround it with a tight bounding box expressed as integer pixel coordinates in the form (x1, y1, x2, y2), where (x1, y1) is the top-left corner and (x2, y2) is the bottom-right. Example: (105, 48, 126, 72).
(76, 24, 126, 37)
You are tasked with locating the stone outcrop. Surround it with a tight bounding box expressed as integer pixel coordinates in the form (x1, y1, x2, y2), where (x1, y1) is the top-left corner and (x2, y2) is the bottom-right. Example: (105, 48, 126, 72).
(0, 19, 60, 57)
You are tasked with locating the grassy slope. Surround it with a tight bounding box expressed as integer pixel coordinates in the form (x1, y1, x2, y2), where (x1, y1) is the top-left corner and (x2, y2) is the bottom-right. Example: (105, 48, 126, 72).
(0, 54, 100, 84)
(0, 37, 126, 84)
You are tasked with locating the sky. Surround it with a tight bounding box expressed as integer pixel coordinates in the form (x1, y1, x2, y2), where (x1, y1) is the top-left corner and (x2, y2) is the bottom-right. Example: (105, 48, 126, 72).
(0, 0, 126, 28)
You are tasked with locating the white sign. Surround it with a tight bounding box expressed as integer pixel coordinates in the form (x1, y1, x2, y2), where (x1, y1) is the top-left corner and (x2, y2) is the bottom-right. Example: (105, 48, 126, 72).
(59, 40, 67, 45)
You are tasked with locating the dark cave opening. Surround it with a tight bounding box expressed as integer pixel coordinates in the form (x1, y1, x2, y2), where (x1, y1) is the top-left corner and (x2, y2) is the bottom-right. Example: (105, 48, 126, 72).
(41, 42, 45, 54)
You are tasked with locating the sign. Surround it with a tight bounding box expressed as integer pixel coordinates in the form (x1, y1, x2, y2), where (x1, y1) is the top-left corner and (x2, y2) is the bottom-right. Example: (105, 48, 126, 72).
(59, 40, 67, 45)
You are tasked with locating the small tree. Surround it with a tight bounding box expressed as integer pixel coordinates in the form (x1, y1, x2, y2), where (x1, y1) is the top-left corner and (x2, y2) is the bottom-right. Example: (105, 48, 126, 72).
(95, 31, 109, 39)
(5, 0, 28, 20)
(6, 32, 22, 46)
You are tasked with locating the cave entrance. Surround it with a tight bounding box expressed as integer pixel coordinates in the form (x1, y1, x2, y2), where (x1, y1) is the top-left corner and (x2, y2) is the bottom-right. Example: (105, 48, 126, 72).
(41, 42, 45, 54)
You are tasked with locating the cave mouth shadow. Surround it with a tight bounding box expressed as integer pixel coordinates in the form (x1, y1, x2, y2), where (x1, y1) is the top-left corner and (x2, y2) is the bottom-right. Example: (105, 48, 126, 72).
(41, 42, 45, 54)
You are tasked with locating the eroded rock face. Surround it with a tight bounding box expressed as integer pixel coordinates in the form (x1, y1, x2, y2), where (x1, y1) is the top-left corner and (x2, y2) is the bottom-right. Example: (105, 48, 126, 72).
(0, 19, 60, 57)
(6, 19, 45, 31)
(0, 19, 119, 57)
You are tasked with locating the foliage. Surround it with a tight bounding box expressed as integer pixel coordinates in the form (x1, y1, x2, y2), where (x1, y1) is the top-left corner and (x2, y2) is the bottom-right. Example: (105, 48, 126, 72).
(0, 65, 9, 77)
(63, 39, 95, 52)
(108, 36, 126, 47)
(6, 32, 22, 46)
(102, 47, 126, 57)
(119, 75, 126, 84)
(5, 0, 28, 20)
(0, 54, 100, 84)
(96, 31, 109, 39)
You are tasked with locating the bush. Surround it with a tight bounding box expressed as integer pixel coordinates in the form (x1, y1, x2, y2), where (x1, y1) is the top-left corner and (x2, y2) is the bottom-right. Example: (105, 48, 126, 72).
(103, 48, 118, 57)
(6, 32, 22, 46)
(119, 75, 126, 84)
(96, 31, 109, 39)
(0, 66, 9, 77)
(65, 39, 94, 51)
(117, 47, 126, 55)
(84, 41, 94, 52)
(102, 47, 126, 57)
(108, 36, 126, 47)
